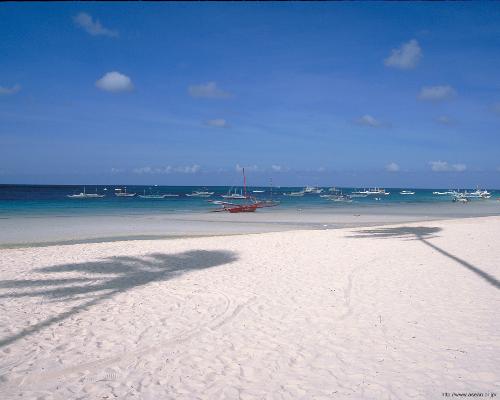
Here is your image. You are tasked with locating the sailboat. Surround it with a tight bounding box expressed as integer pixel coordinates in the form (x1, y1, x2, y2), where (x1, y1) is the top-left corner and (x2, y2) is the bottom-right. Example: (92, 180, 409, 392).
(214, 168, 262, 213)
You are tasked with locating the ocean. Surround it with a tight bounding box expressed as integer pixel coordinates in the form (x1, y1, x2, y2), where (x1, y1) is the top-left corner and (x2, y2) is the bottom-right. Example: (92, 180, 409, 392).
(0, 184, 498, 218)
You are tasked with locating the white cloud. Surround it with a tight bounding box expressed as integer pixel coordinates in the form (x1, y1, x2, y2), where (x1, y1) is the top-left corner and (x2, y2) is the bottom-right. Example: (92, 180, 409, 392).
(356, 114, 384, 128)
(418, 85, 456, 101)
(429, 161, 466, 172)
(110, 168, 124, 174)
(74, 12, 118, 38)
(0, 84, 21, 95)
(133, 165, 200, 174)
(271, 165, 283, 172)
(384, 39, 422, 69)
(174, 164, 200, 174)
(188, 82, 231, 98)
(235, 164, 259, 173)
(435, 115, 453, 125)
(96, 71, 133, 92)
(385, 162, 400, 172)
(206, 118, 228, 128)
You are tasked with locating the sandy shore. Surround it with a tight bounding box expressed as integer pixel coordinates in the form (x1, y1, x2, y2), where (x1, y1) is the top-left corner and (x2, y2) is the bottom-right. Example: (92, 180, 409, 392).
(0, 216, 499, 399)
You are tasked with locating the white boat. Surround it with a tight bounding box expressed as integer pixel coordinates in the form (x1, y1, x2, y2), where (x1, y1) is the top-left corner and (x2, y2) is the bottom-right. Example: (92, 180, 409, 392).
(283, 190, 305, 197)
(465, 188, 491, 199)
(67, 187, 105, 199)
(138, 188, 168, 199)
(114, 187, 136, 197)
(252, 190, 265, 193)
(433, 190, 457, 195)
(222, 187, 247, 199)
(304, 186, 324, 194)
(163, 194, 180, 197)
(186, 189, 214, 197)
(452, 193, 469, 203)
(399, 190, 415, 195)
(352, 188, 390, 196)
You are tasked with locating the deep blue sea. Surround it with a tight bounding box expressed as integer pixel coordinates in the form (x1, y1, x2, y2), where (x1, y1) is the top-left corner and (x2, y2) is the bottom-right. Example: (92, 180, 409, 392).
(0, 185, 498, 217)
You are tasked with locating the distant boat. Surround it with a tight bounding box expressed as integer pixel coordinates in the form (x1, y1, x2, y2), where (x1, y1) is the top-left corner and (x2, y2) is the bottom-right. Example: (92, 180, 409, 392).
(399, 190, 415, 195)
(67, 187, 105, 199)
(221, 187, 247, 199)
(115, 187, 136, 197)
(252, 190, 265, 193)
(283, 190, 305, 197)
(186, 189, 214, 197)
(304, 186, 323, 194)
(352, 188, 390, 196)
(138, 188, 167, 199)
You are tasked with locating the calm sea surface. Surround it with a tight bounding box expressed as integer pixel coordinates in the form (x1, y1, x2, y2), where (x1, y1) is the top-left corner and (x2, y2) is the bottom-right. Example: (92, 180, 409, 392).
(1, 185, 499, 218)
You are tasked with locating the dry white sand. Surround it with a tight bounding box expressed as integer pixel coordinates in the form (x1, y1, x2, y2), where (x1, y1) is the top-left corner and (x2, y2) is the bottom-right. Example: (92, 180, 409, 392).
(0, 217, 499, 399)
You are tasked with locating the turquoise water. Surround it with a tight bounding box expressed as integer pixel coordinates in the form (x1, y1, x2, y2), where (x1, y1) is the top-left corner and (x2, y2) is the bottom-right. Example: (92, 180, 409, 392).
(0, 185, 498, 217)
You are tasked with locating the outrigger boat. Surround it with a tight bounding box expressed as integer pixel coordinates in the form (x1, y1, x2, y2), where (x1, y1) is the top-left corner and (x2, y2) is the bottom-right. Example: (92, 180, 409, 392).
(114, 187, 136, 197)
(67, 187, 105, 199)
(212, 168, 275, 213)
(186, 189, 214, 197)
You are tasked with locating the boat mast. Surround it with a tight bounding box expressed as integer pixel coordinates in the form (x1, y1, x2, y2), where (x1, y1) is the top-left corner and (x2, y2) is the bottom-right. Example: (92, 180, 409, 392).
(243, 167, 247, 198)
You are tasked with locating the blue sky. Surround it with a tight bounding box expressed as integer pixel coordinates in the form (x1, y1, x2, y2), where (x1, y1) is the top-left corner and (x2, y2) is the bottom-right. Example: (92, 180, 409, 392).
(1, 3, 500, 187)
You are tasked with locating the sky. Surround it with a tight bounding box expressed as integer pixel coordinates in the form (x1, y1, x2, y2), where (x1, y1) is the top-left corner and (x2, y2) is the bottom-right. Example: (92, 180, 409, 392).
(1, 2, 500, 188)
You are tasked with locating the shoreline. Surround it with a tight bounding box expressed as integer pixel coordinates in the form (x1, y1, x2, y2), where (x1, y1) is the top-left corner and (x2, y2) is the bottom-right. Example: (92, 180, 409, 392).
(1, 202, 500, 248)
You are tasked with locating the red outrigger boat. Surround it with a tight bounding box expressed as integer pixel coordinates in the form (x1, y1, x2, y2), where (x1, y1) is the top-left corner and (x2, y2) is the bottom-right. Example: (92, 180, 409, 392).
(213, 168, 274, 213)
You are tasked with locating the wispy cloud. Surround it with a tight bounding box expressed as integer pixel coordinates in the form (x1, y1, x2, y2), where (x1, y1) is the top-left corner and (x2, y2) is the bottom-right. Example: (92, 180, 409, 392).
(271, 165, 285, 172)
(0, 84, 21, 96)
(384, 39, 422, 69)
(385, 162, 400, 172)
(418, 85, 456, 101)
(96, 71, 133, 92)
(435, 115, 454, 125)
(133, 165, 200, 175)
(188, 82, 231, 99)
(235, 164, 259, 173)
(355, 114, 387, 128)
(429, 161, 466, 172)
(206, 118, 229, 128)
(74, 12, 118, 38)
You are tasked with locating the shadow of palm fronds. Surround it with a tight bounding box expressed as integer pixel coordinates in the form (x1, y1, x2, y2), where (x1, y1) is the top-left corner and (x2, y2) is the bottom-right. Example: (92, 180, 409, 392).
(348, 225, 499, 291)
(0, 250, 238, 348)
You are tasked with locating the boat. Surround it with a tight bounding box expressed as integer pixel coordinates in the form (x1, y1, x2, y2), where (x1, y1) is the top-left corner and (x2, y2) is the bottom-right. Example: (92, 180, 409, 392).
(351, 188, 390, 196)
(433, 190, 456, 195)
(186, 189, 214, 197)
(399, 190, 415, 195)
(350, 193, 368, 198)
(163, 194, 180, 197)
(67, 187, 105, 199)
(304, 186, 324, 194)
(138, 188, 168, 199)
(221, 187, 247, 199)
(214, 168, 266, 213)
(252, 190, 265, 193)
(283, 190, 305, 197)
(114, 187, 136, 197)
(465, 188, 491, 199)
(452, 193, 469, 203)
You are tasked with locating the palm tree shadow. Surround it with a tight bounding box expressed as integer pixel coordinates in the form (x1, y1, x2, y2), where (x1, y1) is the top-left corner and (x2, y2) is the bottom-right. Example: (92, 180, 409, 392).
(0, 250, 238, 348)
(348, 226, 499, 291)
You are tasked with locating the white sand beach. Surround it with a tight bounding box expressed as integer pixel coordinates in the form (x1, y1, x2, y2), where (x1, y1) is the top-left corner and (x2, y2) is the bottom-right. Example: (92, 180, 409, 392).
(0, 216, 499, 399)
